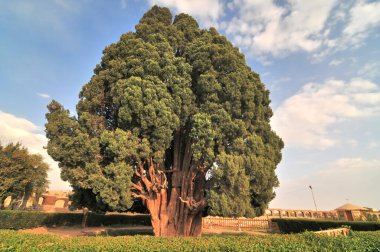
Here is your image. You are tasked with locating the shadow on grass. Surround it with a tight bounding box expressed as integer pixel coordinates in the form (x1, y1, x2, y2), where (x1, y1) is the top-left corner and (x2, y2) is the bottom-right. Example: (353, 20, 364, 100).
(99, 229, 154, 236)
(98, 229, 267, 237)
(203, 232, 256, 237)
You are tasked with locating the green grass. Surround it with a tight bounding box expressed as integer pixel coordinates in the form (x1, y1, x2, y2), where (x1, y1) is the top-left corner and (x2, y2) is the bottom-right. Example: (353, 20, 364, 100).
(0, 230, 380, 251)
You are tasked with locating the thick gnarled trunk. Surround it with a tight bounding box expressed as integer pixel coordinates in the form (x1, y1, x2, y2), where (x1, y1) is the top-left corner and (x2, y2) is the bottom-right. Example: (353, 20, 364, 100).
(132, 130, 207, 237)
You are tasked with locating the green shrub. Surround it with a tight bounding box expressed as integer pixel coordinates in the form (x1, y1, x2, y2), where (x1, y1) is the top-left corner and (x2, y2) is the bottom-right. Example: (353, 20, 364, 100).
(86, 213, 150, 227)
(272, 218, 380, 233)
(0, 230, 380, 251)
(0, 210, 151, 229)
(366, 214, 379, 222)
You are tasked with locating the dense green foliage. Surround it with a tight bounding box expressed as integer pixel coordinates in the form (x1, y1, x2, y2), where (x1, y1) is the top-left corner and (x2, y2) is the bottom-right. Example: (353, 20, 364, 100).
(1, 230, 380, 251)
(45, 6, 283, 218)
(272, 218, 380, 233)
(0, 210, 150, 230)
(0, 143, 49, 209)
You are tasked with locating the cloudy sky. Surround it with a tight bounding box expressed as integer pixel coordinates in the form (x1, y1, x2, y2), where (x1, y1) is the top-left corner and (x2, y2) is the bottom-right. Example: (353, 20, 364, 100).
(1, 0, 379, 211)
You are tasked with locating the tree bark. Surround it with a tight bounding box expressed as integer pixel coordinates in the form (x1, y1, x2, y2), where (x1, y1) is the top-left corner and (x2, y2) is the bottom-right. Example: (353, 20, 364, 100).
(32, 193, 41, 209)
(21, 183, 33, 209)
(0, 196, 6, 210)
(132, 132, 207, 237)
(10, 194, 23, 210)
(81, 208, 89, 228)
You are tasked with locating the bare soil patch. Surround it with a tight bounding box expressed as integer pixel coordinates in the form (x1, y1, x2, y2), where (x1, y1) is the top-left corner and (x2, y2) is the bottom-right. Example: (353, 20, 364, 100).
(19, 226, 153, 237)
(202, 227, 269, 236)
(19, 226, 269, 237)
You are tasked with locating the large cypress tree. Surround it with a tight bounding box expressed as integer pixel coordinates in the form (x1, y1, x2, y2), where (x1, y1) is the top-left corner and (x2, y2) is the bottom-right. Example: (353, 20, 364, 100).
(45, 6, 283, 237)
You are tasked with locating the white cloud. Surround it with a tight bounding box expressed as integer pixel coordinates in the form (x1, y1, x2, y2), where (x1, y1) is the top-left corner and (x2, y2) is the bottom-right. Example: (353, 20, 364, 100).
(329, 59, 343, 66)
(271, 78, 380, 149)
(148, 0, 224, 27)
(321, 157, 379, 175)
(273, 77, 291, 84)
(271, 157, 380, 210)
(225, 0, 337, 58)
(37, 93, 50, 99)
(0, 111, 70, 190)
(368, 141, 379, 150)
(312, 0, 380, 58)
(357, 62, 380, 80)
(347, 139, 358, 148)
(343, 0, 380, 39)
(221, 0, 380, 61)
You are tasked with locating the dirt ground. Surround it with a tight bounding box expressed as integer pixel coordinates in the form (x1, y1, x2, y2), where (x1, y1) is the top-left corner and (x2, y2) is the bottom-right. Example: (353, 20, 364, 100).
(202, 227, 269, 236)
(19, 226, 269, 237)
(19, 226, 151, 237)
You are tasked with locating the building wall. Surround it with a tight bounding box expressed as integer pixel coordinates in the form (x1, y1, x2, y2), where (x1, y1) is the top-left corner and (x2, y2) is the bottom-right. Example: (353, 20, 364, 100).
(265, 208, 338, 219)
(2, 191, 71, 212)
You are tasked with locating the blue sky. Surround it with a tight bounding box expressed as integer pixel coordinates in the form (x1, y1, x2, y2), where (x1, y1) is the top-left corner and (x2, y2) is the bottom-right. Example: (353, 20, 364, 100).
(1, 0, 379, 211)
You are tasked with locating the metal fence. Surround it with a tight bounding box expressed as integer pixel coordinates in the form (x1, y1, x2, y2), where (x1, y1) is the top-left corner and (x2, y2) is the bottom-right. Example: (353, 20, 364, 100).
(202, 216, 270, 230)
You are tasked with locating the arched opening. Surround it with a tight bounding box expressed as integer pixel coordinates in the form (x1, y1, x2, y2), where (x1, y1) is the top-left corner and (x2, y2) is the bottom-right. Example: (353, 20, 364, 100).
(273, 210, 280, 216)
(297, 211, 304, 217)
(38, 197, 44, 205)
(54, 199, 65, 208)
(290, 211, 296, 217)
(3, 196, 12, 208)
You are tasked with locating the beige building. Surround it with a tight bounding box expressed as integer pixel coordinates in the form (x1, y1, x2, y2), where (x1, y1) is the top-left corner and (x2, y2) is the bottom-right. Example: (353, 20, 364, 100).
(335, 203, 380, 221)
(3, 190, 71, 212)
(265, 203, 380, 221)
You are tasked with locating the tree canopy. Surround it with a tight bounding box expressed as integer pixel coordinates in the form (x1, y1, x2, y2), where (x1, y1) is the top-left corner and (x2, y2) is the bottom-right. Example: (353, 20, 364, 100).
(45, 6, 283, 236)
(0, 142, 49, 209)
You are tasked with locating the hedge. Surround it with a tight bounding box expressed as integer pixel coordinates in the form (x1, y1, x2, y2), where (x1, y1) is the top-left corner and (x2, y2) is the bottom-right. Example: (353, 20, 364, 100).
(1, 230, 380, 251)
(0, 210, 151, 230)
(272, 218, 380, 233)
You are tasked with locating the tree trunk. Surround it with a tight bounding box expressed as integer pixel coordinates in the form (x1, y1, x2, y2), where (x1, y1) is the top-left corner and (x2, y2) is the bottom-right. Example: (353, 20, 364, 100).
(21, 183, 33, 209)
(10, 194, 23, 210)
(0, 196, 6, 210)
(132, 132, 207, 237)
(81, 208, 89, 228)
(32, 193, 41, 209)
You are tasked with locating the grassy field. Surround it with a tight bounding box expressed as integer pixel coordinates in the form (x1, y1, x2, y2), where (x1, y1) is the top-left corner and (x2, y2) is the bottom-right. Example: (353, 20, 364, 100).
(0, 230, 380, 251)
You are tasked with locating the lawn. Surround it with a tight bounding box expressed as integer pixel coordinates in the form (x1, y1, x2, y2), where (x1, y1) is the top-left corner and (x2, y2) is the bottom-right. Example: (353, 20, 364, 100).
(0, 230, 379, 251)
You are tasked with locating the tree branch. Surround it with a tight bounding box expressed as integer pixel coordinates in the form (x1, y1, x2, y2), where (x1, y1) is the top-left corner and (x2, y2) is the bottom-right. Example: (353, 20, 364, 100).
(179, 196, 207, 214)
(131, 192, 148, 201)
(162, 169, 179, 173)
(179, 196, 191, 208)
(138, 162, 152, 190)
(131, 182, 144, 193)
(191, 199, 207, 214)
(157, 170, 168, 189)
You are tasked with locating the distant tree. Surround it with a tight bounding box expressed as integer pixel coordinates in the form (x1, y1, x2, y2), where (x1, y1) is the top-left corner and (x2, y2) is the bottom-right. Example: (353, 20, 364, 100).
(0, 142, 49, 209)
(366, 214, 378, 222)
(45, 6, 283, 237)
